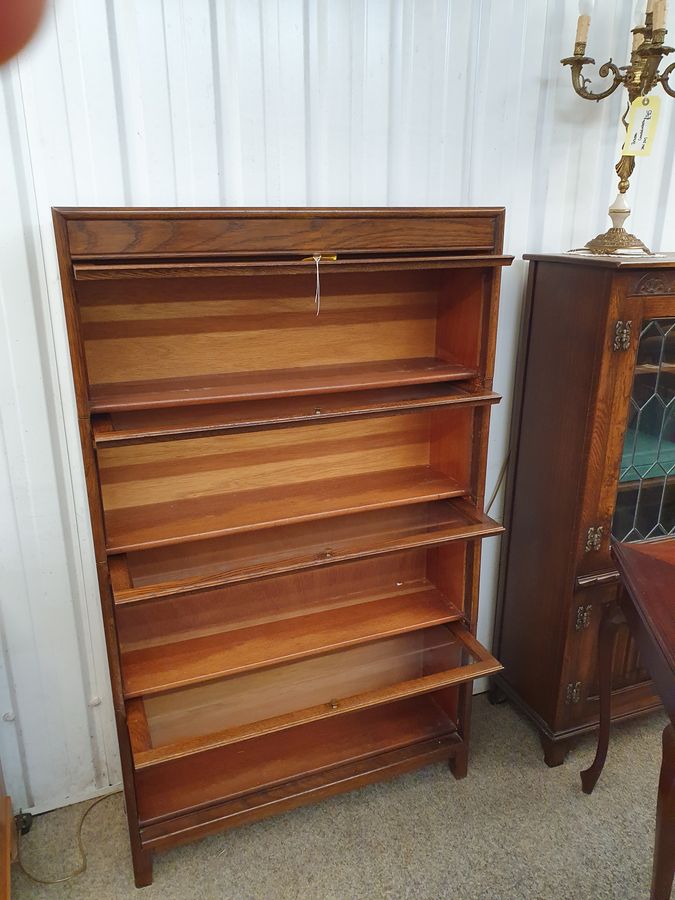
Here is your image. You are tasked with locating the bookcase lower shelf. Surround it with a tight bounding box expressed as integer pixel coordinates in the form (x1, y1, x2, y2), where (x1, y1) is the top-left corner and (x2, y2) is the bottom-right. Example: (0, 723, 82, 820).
(134, 695, 456, 824)
(139, 731, 461, 854)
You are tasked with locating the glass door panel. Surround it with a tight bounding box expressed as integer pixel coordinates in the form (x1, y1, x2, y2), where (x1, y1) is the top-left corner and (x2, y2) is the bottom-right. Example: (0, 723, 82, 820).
(612, 317, 675, 542)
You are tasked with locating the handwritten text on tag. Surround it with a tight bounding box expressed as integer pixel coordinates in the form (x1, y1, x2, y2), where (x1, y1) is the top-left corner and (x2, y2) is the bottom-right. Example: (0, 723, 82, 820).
(622, 95, 661, 157)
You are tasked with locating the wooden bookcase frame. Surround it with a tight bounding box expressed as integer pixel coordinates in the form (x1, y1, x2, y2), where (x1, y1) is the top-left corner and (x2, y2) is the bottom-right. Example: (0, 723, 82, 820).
(53, 207, 511, 886)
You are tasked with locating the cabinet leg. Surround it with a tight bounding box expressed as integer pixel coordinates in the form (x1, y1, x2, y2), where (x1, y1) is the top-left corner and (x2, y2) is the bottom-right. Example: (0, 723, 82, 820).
(132, 846, 153, 888)
(651, 723, 674, 900)
(540, 734, 573, 768)
(449, 743, 468, 780)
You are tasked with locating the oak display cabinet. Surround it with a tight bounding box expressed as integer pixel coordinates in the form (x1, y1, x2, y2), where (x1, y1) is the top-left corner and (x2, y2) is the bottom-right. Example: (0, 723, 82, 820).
(493, 253, 674, 767)
(53, 207, 511, 886)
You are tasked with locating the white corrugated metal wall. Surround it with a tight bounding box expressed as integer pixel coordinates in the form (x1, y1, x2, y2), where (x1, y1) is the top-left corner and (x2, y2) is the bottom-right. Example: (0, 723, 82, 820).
(0, 0, 673, 813)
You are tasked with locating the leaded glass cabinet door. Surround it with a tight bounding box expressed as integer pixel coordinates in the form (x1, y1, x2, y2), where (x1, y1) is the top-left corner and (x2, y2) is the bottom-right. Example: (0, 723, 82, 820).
(613, 317, 675, 542)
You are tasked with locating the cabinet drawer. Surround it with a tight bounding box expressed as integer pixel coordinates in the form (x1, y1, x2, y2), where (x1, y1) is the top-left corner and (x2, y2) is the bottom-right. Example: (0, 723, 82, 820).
(127, 621, 500, 770)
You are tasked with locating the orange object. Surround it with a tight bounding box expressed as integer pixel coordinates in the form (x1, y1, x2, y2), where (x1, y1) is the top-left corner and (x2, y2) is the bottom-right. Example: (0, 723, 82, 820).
(0, 0, 46, 65)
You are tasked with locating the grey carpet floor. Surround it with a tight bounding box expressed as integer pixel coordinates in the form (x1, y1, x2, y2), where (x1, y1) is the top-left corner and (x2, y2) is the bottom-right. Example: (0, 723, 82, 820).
(11, 697, 667, 900)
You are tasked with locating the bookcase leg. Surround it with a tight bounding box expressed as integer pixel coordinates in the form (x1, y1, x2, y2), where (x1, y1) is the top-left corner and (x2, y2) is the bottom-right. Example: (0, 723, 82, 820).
(132, 846, 153, 888)
(449, 744, 468, 780)
(449, 682, 472, 779)
(540, 734, 573, 768)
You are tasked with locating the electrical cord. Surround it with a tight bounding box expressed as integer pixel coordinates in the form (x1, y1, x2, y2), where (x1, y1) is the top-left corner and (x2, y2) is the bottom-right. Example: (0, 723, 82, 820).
(485, 451, 510, 517)
(16, 792, 115, 885)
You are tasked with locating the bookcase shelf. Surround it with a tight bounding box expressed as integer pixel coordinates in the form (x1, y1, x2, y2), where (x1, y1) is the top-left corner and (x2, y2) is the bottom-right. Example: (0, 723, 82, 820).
(120, 585, 464, 698)
(54, 206, 510, 886)
(128, 622, 499, 769)
(93, 383, 499, 446)
(110, 498, 502, 603)
(88, 357, 478, 413)
(103, 465, 467, 553)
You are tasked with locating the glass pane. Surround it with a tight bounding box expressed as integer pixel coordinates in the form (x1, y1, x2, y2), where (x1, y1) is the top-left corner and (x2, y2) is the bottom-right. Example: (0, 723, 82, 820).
(143, 625, 479, 747)
(123, 499, 483, 592)
(613, 318, 675, 541)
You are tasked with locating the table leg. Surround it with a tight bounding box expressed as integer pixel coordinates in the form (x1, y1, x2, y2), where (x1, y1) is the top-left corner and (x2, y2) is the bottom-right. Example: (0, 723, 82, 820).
(581, 601, 623, 795)
(651, 723, 674, 900)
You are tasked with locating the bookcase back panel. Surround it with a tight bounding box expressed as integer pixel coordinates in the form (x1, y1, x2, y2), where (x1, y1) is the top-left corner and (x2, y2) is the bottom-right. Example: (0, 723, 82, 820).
(99, 411, 430, 507)
(79, 272, 439, 385)
(97, 407, 478, 552)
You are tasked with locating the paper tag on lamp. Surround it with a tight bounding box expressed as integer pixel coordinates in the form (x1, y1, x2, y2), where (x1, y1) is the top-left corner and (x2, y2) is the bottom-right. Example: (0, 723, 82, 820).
(622, 95, 661, 156)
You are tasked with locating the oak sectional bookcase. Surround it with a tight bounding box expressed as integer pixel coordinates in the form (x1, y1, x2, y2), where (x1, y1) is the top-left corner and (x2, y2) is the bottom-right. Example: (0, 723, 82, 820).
(53, 207, 511, 886)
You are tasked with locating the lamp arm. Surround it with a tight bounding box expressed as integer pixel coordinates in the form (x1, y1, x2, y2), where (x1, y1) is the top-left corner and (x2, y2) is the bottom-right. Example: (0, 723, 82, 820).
(561, 56, 625, 101)
(660, 60, 675, 97)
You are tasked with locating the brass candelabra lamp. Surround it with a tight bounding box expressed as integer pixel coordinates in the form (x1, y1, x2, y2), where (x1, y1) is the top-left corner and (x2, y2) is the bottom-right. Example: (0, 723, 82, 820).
(561, 1, 675, 254)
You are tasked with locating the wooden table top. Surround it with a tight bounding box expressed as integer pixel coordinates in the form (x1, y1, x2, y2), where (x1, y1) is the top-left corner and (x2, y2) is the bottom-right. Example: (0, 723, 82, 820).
(612, 539, 675, 676)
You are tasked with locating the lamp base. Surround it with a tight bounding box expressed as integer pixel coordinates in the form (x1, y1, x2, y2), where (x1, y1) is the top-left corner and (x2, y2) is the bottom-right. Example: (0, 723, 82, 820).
(575, 191, 653, 256)
(583, 226, 653, 255)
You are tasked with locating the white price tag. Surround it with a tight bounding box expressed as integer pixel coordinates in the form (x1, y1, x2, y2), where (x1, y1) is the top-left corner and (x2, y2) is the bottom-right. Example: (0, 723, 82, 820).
(622, 95, 661, 157)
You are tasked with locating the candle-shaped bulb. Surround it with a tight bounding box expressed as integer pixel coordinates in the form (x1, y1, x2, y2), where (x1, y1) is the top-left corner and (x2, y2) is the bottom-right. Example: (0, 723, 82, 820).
(575, 14, 591, 44)
(578, 0, 595, 12)
(654, 0, 667, 28)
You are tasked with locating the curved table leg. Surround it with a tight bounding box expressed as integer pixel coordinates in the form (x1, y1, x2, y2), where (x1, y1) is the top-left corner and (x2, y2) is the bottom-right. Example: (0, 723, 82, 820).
(581, 601, 624, 795)
(651, 723, 675, 900)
